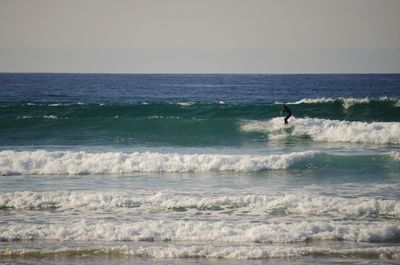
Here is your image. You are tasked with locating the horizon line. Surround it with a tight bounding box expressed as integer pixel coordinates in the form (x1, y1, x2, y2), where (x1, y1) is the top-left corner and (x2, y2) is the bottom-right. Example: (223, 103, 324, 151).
(1, 71, 400, 75)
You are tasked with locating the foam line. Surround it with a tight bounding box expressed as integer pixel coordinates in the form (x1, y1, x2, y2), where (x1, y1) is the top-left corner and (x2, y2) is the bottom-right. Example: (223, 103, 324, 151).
(241, 117, 400, 144)
(1, 220, 399, 243)
(0, 150, 319, 175)
(390, 152, 400, 161)
(285, 97, 399, 109)
(17, 115, 61, 119)
(1, 191, 399, 217)
(1, 245, 399, 259)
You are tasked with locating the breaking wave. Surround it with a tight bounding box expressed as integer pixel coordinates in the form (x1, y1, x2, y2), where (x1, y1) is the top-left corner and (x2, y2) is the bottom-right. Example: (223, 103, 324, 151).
(0, 150, 319, 175)
(241, 117, 400, 144)
(1, 191, 399, 217)
(390, 152, 400, 160)
(285, 97, 400, 109)
(1, 219, 400, 243)
(17, 115, 60, 119)
(1, 245, 399, 259)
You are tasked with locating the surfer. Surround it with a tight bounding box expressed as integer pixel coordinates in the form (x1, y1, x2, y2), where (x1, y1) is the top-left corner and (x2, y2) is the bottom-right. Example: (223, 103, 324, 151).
(281, 104, 292, 125)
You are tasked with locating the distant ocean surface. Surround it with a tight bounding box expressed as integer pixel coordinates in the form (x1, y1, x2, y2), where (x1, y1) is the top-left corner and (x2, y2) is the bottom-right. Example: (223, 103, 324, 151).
(0, 73, 400, 265)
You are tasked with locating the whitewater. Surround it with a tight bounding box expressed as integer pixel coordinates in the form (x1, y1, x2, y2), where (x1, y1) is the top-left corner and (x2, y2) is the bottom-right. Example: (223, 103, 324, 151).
(241, 117, 400, 144)
(1, 73, 400, 265)
(0, 150, 320, 175)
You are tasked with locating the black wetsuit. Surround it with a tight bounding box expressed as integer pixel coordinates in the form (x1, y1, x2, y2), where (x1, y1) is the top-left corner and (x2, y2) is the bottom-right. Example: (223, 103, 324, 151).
(281, 104, 292, 125)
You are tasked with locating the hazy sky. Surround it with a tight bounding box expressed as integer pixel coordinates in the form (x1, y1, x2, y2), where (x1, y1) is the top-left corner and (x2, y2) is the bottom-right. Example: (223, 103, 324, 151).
(0, 0, 399, 73)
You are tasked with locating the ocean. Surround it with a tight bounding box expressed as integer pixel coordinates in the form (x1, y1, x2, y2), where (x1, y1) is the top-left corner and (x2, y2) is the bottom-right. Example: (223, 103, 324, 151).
(0, 73, 399, 265)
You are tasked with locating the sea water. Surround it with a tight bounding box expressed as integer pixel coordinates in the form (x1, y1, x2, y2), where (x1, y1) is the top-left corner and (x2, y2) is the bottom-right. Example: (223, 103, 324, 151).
(0, 73, 399, 265)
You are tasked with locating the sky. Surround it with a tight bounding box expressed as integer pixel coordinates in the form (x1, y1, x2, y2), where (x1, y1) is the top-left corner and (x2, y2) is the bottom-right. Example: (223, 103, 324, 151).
(0, 0, 399, 73)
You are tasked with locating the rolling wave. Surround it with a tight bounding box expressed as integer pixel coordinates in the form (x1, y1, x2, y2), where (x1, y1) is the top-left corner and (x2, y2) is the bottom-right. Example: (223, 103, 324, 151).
(0, 150, 319, 175)
(285, 97, 400, 109)
(241, 117, 400, 144)
(2, 98, 399, 120)
(4, 97, 399, 108)
(1, 191, 399, 218)
(390, 152, 400, 160)
(1, 245, 399, 259)
(1, 149, 398, 176)
(1, 219, 399, 243)
(1, 100, 400, 146)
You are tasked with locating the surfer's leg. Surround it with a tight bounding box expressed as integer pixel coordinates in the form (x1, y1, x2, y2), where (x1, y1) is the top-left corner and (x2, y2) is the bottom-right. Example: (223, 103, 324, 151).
(284, 114, 292, 125)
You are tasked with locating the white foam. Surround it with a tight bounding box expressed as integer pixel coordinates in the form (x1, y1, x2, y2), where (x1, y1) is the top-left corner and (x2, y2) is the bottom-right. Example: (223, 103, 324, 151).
(1, 191, 399, 217)
(48, 103, 87, 107)
(390, 152, 400, 161)
(1, 219, 399, 243)
(0, 150, 319, 175)
(341, 98, 370, 109)
(1, 245, 399, 259)
(147, 115, 180, 120)
(286, 97, 399, 109)
(241, 117, 400, 144)
(25, 102, 88, 107)
(289, 97, 335, 104)
(17, 115, 33, 119)
(43, 115, 58, 119)
(17, 115, 61, 119)
(177, 102, 195, 107)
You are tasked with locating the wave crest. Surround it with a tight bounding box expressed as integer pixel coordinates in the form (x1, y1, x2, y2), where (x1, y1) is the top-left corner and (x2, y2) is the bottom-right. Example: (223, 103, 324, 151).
(0, 150, 319, 175)
(285, 97, 399, 109)
(241, 117, 400, 144)
(2, 191, 399, 217)
(1, 245, 399, 259)
(390, 152, 400, 161)
(1, 220, 399, 243)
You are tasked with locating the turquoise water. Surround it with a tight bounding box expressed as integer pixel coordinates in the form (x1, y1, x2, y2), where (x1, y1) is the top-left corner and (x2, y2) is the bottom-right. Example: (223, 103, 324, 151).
(0, 74, 399, 264)
(1, 99, 400, 147)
